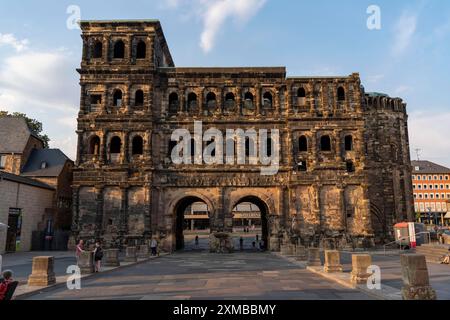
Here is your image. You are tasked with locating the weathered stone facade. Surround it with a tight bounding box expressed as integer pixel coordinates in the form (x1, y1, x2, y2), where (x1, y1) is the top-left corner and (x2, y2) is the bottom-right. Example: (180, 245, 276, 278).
(72, 20, 413, 252)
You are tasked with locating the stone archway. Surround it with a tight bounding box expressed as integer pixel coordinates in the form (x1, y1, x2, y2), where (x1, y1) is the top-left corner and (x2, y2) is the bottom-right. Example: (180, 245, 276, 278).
(167, 192, 216, 251)
(228, 191, 277, 251)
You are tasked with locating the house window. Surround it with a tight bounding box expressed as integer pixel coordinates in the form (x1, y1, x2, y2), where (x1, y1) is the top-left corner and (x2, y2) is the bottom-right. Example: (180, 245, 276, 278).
(89, 136, 100, 155)
(136, 41, 146, 59)
(337, 87, 346, 101)
(113, 40, 125, 59)
(113, 90, 123, 107)
(299, 136, 308, 152)
(169, 92, 179, 114)
(297, 160, 307, 172)
(135, 90, 144, 106)
(40, 162, 47, 169)
(93, 41, 103, 59)
(132, 136, 143, 155)
(320, 135, 332, 151)
(263, 92, 273, 109)
(344, 135, 353, 151)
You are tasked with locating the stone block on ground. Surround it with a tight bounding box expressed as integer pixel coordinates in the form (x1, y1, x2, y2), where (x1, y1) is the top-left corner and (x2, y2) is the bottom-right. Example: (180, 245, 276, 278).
(104, 249, 120, 267)
(125, 246, 138, 262)
(138, 245, 150, 259)
(295, 245, 307, 260)
(27, 256, 56, 286)
(351, 254, 372, 284)
(400, 254, 437, 300)
(307, 247, 322, 267)
(78, 251, 95, 274)
(324, 250, 343, 273)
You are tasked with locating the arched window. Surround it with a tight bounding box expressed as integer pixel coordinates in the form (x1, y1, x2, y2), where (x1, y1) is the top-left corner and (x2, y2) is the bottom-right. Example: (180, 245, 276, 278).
(299, 136, 308, 152)
(169, 92, 179, 114)
(337, 87, 346, 101)
(113, 40, 125, 59)
(297, 87, 306, 98)
(224, 92, 235, 111)
(132, 136, 143, 155)
(320, 135, 331, 151)
(263, 92, 273, 109)
(187, 93, 198, 112)
(113, 90, 123, 107)
(136, 41, 146, 59)
(135, 90, 144, 106)
(243, 92, 254, 112)
(110, 136, 122, 154)
(89, 136, 100, 155)
(345, 135, 353, 151)
(206, 92, 217, 111)
(93, 41, 103, 59)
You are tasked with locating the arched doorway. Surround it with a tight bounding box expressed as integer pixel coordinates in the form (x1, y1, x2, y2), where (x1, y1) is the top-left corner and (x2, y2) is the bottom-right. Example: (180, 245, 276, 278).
(231, 196, 269, 251)
(174, 196, 210, 251)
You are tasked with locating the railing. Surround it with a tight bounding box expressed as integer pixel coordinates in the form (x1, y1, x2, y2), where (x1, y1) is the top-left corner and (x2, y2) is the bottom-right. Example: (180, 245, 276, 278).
(383, 231, 432, 255)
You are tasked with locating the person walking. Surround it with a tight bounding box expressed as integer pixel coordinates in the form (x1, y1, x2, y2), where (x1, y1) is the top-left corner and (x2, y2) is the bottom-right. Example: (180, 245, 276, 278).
(93, 242, 103, 273)
(239, 237, 244, 251)
(151, 238, 158, 256)
(195, 235, 199, 247)
(75, 240, 85, 263)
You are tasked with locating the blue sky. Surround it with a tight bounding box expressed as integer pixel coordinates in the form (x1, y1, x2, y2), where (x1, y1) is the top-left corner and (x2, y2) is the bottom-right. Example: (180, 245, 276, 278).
(0, 0, 449, 165)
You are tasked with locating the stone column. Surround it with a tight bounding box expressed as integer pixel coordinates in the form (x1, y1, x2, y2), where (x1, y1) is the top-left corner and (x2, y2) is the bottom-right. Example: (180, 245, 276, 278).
(143, 184, 152, 239)
(78, 251, 95, 274)
(104, 249, 120, 267)
(28, 256, 56, 286)
(119, 186, 128, 244)
(351, 254, 372, 284)
(125, 246, 137, 262)
(307, 247, 322, 267)
(100, 131, 108, 165)
(401, 254, 437, 300)
(122, 131, 129, 165)
(75, 130, 83, 166)
(324, 250, 343, 273)
(94, 186, 104, 239)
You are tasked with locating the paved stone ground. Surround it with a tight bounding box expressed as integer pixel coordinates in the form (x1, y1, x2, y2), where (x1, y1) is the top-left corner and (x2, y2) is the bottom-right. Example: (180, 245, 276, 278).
(25, 250, 372, 300)
(340, 251, 450, 300)
(1, 251, 77, 284)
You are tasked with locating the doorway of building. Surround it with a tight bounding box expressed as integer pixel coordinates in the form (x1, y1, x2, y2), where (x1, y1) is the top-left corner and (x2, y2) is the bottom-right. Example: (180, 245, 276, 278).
(232, 196, 269, 251)
(6, 208, 22, 252)
(174, 197, 210, 251)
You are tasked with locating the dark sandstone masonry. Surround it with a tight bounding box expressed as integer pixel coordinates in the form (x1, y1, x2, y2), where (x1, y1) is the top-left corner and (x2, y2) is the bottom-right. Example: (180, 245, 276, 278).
(71, 20, 413, 251)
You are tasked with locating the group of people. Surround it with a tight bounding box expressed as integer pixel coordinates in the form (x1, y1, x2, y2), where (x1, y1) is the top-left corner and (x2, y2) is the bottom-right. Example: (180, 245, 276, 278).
(76, 240, 104, 272)
(75, 238, 160, 272)
(239, 235, 265, 251)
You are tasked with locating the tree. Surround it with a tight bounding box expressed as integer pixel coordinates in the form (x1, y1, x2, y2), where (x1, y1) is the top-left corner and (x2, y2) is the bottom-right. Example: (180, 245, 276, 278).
(0, 110, 50, 148)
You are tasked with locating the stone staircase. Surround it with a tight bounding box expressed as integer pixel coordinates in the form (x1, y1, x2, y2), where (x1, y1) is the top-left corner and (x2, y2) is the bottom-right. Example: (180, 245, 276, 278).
(415, 244, 450, 263)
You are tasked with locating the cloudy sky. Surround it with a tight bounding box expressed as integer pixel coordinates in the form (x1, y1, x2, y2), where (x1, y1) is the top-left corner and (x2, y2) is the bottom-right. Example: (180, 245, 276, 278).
(0, 0, 449, 165)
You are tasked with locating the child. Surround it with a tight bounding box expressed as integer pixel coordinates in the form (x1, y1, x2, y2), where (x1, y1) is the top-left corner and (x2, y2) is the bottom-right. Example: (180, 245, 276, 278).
(0, 270, 13, 301)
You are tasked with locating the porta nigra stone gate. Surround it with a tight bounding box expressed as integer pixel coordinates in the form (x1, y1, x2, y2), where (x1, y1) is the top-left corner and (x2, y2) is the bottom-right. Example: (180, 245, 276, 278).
(71, 20, 414, 252)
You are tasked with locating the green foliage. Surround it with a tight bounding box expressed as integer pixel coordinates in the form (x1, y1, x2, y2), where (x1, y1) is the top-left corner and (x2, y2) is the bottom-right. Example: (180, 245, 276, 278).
(0, 110, 50, 148)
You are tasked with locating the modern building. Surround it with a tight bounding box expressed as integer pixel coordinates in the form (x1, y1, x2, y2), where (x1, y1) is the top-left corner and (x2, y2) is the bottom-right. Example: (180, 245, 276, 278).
(411, 160, 450, 226)
(0, 116, 74, 253)
(72, 20, 413, 252)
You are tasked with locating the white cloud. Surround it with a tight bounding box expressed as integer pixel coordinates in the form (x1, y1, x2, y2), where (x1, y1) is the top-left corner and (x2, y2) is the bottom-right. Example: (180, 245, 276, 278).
(409, 111, 450, 167)
(392, 12, 417, 56)
(200, 0, 267, 53)
(0, 33, 29, 52)
(0, 50, 79, 159)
